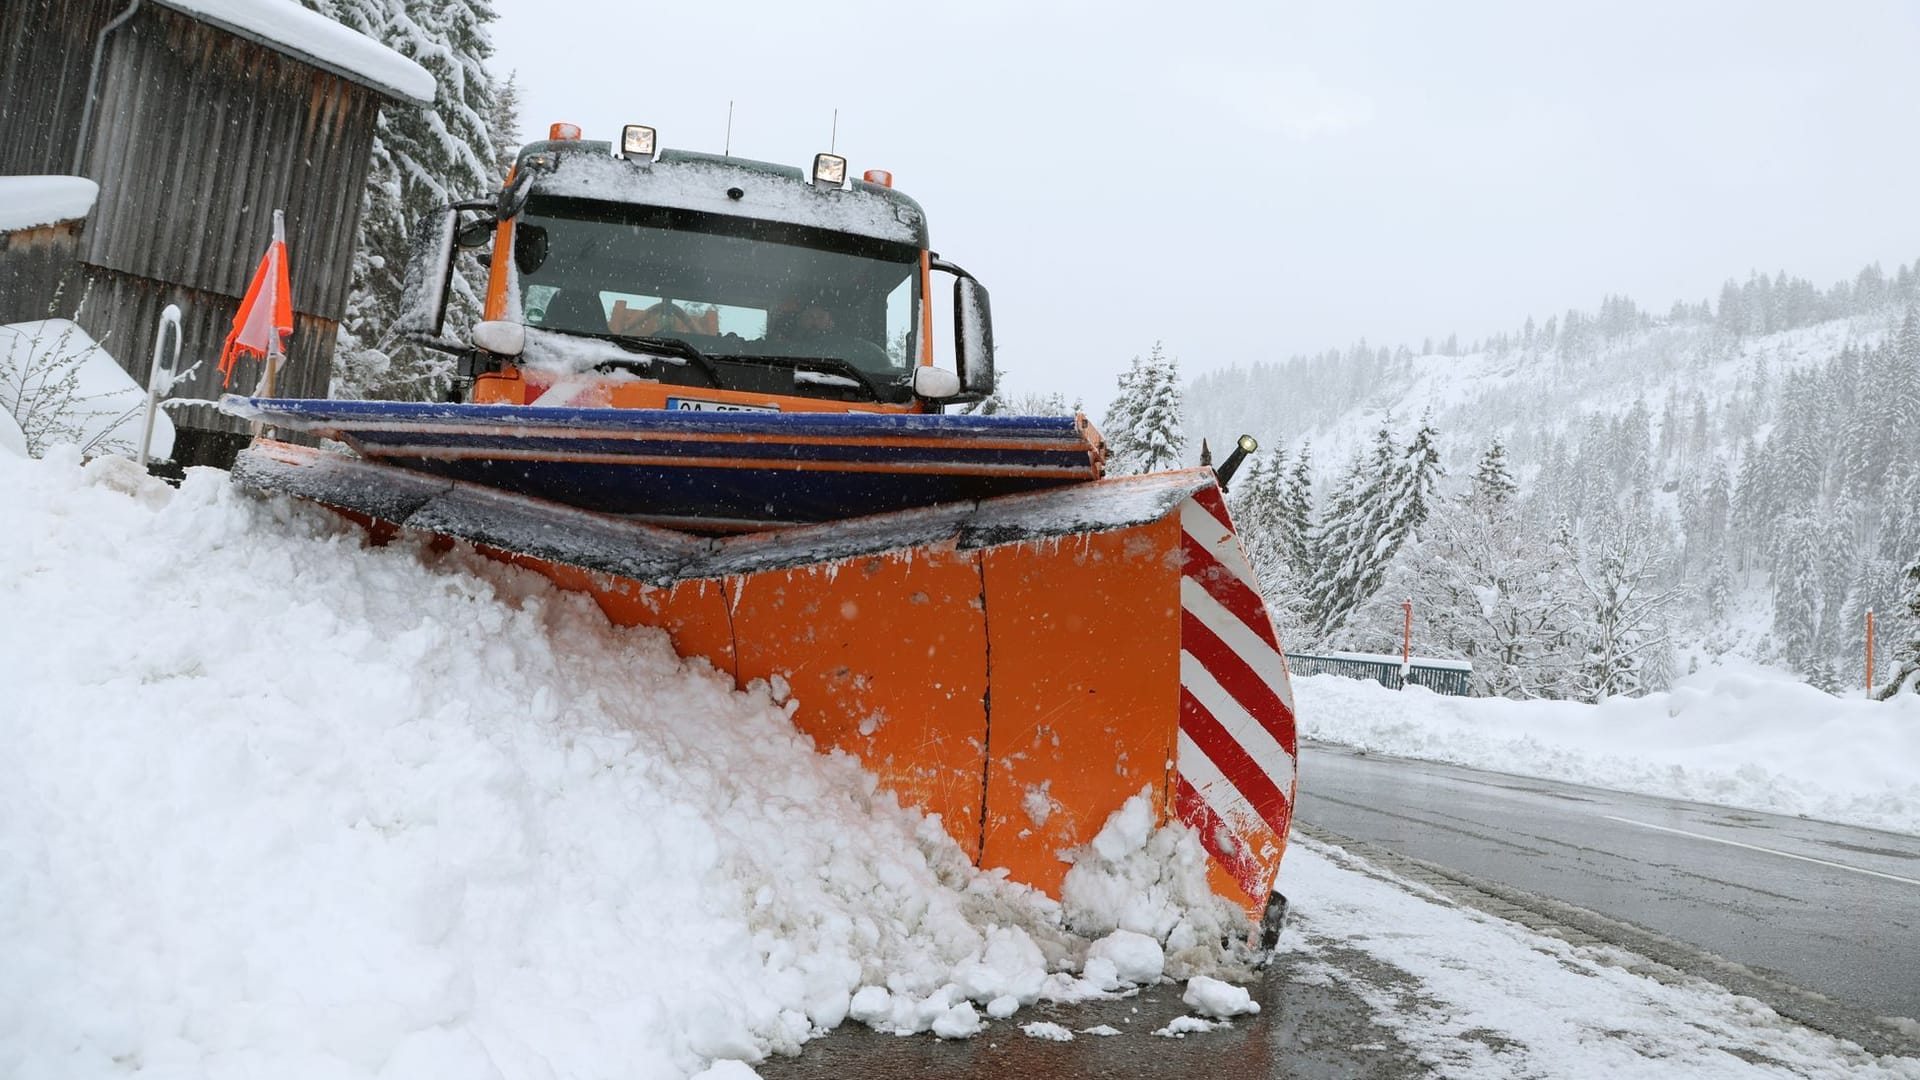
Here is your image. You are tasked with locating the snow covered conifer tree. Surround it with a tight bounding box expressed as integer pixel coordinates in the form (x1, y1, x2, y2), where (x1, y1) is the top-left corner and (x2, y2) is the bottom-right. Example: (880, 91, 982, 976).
(1573, 515, 1682, 700)
(1874, 557, 1920, 699)
(1230, 450, 1311, 641)
(1768, 512, 1854, 668)
(1281, 442, 1316, 577)
(1310, 418, 1444, 643)
(1231, 448, 1287, 566)
(1308, 428, 1395, 642)
(1473, 437, 1516, 504)
(488, 70, 522, 179)
(1366, 459, 1583, 697)
(1101, 343, 1185, 475)
(1100, 353, 1146, 470)
(308, 0, 501, 401)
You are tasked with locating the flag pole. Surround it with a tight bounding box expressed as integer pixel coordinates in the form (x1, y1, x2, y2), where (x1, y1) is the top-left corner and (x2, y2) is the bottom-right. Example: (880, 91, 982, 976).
(1867, 608, 1876, 699)
(1400, 597, 1413, 682)
(265, 208, 285, 400)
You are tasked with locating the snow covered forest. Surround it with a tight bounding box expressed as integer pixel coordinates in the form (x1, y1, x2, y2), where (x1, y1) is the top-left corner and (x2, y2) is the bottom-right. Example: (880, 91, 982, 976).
(1103, 264, 1920, 701)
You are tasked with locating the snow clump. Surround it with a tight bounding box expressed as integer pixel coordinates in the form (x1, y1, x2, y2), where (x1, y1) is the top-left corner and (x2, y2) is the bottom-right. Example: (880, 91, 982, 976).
(1183, 975, 1261, 1018)
(1060, 789, 1259, 980)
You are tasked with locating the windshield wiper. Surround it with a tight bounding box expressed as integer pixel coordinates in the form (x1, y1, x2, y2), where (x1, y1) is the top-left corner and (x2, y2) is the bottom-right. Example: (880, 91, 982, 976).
(568, 330, 724, 389)
(729, 354, 886, 401)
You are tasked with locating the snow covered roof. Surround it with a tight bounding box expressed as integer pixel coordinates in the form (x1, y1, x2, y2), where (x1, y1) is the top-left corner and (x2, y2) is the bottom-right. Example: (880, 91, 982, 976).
(150, 0, 435, 105)
(0, 176, 99, 232)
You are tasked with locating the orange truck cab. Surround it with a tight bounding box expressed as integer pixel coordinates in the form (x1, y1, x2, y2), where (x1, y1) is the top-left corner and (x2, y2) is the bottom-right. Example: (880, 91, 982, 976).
(397, 123, 993, 417)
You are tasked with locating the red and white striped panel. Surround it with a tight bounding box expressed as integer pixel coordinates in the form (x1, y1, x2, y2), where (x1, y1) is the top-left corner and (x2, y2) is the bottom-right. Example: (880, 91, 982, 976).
(1175, 485, 1298, 903)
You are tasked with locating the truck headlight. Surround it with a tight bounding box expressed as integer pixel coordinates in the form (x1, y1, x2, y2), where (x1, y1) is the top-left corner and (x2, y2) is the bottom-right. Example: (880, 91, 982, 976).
(812, 153, 847, 186)
(622, 125, 657, 160)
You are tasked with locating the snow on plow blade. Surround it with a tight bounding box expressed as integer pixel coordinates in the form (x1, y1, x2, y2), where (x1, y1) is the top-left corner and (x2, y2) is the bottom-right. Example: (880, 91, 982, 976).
(233, 440, 1298, 920)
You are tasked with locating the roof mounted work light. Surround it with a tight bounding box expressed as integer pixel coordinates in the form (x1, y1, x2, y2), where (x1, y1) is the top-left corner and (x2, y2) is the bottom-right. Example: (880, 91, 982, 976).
(1214, 434, 1259, 491)
(812, 153, 847, 187)
(621, 124, 657, 160)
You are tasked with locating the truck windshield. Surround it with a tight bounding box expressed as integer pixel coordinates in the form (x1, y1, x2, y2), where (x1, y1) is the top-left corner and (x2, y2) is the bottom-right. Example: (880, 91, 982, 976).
(512, 196, 920, 376)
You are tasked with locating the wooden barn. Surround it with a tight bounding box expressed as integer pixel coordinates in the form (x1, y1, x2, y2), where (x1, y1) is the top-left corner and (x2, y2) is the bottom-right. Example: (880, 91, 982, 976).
(0, 0, 433, 465)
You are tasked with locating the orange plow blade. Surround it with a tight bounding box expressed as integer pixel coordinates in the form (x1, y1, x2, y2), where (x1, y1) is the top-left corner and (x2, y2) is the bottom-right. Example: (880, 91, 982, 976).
(234, 441, 1297, 924)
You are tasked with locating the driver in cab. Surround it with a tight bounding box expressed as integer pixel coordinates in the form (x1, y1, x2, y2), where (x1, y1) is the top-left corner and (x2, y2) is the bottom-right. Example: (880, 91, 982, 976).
(766, 296, 835, 346)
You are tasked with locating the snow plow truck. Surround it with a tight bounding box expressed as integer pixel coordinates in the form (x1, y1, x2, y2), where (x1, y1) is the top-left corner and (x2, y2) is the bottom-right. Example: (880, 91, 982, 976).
(224, 122, 1297, 943)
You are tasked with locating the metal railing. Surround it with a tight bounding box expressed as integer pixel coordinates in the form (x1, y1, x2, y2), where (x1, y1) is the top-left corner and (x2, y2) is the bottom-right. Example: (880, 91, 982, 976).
(1288, 651, 1475, 697)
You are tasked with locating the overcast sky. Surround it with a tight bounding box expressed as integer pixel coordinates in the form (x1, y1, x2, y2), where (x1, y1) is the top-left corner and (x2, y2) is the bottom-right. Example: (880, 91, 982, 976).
(487, 0, 1920, 406)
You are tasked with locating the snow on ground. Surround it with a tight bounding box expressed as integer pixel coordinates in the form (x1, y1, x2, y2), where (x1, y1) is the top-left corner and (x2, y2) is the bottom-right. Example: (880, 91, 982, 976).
(1279, 837, 1920, 1078)
(0, 176, 99, 232)
(1297, 668, 1920, 836)
(15, 445, 1912, 1078)
(0, 450, 1247, 1080)
(0, 320, 174, 461)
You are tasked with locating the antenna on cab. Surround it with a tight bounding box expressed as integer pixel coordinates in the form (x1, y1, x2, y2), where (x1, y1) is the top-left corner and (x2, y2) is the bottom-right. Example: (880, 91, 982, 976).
(725, 100, 735, 157)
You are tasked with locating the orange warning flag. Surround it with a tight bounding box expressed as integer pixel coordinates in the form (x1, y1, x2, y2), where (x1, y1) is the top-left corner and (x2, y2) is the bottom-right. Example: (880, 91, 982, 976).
(219, 209, 293, 388)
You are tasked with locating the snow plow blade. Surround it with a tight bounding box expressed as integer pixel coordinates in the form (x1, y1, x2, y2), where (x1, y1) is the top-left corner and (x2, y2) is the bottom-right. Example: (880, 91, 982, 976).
(233, 440, 1298, 922)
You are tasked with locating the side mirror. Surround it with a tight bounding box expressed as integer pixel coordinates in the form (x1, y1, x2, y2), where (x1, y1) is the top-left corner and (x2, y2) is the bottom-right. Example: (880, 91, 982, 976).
(455, 217, 496, 248)
(471, 319, 525, 357)
(911, 365, 962, 399)
(394, 206, 457, 339)
(497, 167, 538, 219)
(930, 255, 995, 400)
(954, 277, 995, 396)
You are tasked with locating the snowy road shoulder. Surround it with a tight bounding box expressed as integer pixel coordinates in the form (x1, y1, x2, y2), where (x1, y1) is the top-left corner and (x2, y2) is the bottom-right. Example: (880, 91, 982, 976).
(771, 833, 1920, 1079)
(1277, 837, 1920, 1079)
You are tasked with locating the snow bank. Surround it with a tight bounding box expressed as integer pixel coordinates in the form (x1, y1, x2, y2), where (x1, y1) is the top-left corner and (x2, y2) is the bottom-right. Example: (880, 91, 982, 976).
(1298, 667, 1920, 835)
(0, 452, 1250, 1079)
(153, 0, 435, 104)
(0, 319, 173, 460)
(0, 175, 98, 232)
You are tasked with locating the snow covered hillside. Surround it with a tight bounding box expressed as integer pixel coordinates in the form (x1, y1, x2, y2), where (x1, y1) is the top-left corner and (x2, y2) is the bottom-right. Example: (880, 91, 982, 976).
(1184, 269, 1920, 693)
(0, 451, 1251, 1079)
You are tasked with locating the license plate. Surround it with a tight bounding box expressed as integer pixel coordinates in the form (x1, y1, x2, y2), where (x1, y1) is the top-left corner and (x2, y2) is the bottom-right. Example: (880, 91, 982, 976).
(665, 398, 779, 413)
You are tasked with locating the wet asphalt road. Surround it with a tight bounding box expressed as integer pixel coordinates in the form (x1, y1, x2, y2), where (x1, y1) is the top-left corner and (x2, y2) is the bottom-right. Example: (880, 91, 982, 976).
(761, 743, 1920, 1077)
(1297, 742, 1920, 1024)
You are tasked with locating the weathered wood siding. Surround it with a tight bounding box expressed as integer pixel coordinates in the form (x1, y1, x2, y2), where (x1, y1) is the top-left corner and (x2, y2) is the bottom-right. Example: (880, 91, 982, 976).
(82, 5, 379, 320)
(0, 0, 124, 176)
(0, 222, 88, 324)
(70, 3, 382, 434)
(0, 0, 395, 449)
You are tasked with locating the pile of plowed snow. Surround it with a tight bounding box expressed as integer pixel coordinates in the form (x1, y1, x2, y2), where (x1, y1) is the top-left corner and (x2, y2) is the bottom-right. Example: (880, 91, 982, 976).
(1298, 668, 1920, 835)
(0, 451, 1252, 1080)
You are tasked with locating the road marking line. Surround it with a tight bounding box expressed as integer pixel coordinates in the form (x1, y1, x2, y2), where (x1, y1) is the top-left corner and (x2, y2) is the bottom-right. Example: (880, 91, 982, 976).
(1602, 815, 1920, 887)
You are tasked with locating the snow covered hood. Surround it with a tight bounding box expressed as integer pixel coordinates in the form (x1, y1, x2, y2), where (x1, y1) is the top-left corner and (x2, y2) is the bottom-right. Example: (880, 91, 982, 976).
(0, 177, 99, 233)
(520, 143, 930, 248)
(151, 0, 435, 105)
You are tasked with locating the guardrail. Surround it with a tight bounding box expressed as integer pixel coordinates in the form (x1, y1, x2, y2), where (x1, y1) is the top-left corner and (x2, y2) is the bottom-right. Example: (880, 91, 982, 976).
(1288, 651, 1475, 697)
